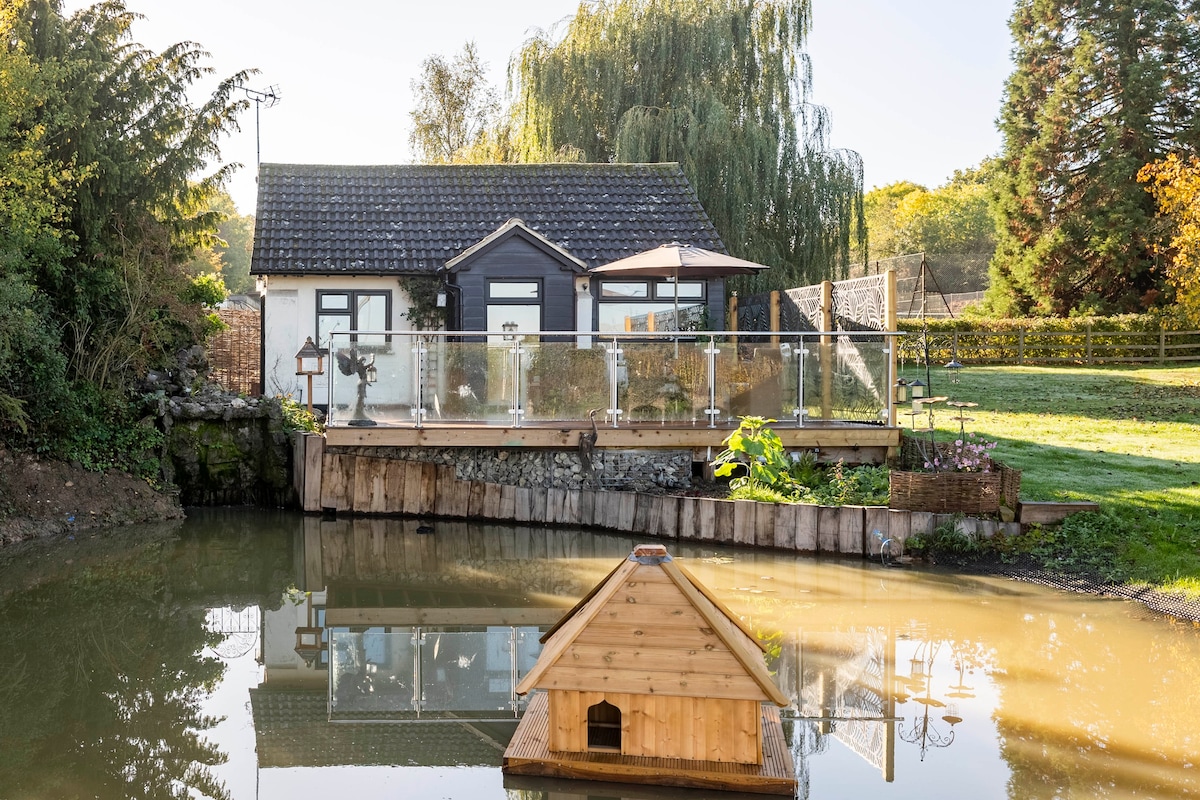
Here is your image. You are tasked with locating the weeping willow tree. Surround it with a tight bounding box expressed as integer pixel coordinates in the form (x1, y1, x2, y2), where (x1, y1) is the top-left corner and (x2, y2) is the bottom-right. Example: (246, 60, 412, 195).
(509, 0, 864, 289)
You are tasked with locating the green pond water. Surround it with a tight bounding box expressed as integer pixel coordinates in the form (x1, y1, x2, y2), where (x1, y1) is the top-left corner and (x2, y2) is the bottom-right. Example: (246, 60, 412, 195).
(0, 508, 1196, 800)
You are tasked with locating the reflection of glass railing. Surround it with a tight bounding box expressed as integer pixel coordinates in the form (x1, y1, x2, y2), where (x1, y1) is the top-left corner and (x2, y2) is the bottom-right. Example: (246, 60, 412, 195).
(326, 331, 902, 428)
(329, 626, 543, 722)
(778, 628, 981, 780)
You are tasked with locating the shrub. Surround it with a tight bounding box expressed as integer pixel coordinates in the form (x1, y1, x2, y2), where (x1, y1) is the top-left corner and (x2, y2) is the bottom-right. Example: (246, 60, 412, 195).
(712, 417, 890, 506)
(278, 395, 323, 434)
(907, 519, 981, 557)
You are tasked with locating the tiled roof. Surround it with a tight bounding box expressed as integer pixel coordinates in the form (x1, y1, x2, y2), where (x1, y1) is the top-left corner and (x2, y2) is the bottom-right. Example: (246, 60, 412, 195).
(250, 163, 725, 275)
(250, 687, 516, 767)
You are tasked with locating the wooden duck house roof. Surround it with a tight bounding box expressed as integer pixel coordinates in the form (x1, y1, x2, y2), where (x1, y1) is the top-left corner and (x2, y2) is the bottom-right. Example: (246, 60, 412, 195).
(515, 545, 788, 705)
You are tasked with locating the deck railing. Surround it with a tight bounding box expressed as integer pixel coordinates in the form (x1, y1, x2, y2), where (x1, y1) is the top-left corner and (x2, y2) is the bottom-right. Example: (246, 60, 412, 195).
(325, 331, 901, 429)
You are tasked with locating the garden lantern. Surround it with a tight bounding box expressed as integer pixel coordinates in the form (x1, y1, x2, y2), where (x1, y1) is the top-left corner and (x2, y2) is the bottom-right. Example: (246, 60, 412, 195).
(294, 336, 326, 413)
(502, 320, 518, 341)
(945, 358, 963, 384)
(894, 378, 909, 404)
(293, 626, 323, 668)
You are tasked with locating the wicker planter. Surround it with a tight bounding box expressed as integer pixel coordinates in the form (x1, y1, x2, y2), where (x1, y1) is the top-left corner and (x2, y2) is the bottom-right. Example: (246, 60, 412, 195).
(889, 464, 1021, 514)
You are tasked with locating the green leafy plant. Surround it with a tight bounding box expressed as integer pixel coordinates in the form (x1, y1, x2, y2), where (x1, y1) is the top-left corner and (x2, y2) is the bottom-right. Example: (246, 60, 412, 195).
(278, 395, 322, 434)
(397, 275, 446, 330)
(798, 461, 890, 506)
(790, 449, 823, 489)
(712, 416, 797, 495)
(713, 418, 890, 506)
(906, 518, 981, 557)
(728, 482, 793, 503)
(182, 272, 228, 307)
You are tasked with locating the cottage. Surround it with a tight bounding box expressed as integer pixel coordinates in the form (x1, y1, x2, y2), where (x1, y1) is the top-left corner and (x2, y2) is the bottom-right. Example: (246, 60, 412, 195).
(503, 544, 797, 795)
(250, 162, 727, 406)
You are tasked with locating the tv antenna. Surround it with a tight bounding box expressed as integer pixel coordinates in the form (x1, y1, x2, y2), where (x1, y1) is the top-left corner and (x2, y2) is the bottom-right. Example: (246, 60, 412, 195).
(241, 85, 281, 168)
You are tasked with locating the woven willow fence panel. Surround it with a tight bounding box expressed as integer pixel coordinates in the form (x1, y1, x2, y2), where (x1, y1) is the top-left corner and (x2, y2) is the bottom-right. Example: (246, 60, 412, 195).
(210, 308, 261, 396)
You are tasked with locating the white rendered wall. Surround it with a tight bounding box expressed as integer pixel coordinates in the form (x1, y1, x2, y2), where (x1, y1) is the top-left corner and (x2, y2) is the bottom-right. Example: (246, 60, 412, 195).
(259, 275, 414, 406)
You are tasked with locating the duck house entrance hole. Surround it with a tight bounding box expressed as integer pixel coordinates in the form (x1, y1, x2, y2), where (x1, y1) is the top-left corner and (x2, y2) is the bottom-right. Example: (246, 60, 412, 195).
(587, 700, 622, 751)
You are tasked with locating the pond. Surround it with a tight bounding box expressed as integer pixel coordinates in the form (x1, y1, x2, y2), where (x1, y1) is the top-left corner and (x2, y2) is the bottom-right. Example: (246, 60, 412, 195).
(0, 508, 1196, 800)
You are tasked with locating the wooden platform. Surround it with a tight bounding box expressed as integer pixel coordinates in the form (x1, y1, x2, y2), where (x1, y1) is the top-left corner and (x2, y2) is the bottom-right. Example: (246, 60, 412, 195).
(502, 693, 797, 796)
(325, 420, 899, 459)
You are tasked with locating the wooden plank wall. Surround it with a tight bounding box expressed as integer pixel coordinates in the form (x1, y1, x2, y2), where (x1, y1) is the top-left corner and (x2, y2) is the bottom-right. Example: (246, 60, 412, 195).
(548, 690, 761, 764)
(306, 450, 1020, 557)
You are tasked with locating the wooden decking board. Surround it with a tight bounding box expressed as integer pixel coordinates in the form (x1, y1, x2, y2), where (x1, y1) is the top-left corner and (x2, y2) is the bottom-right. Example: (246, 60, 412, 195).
(503, 693, 797, 795)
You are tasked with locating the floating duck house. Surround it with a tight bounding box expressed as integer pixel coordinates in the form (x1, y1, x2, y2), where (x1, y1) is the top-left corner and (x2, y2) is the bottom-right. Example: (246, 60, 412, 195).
(502, 544, 797, 795)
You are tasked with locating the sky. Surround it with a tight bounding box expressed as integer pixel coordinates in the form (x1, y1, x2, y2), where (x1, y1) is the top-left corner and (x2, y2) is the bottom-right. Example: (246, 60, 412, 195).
(61, 0, 1016, 215)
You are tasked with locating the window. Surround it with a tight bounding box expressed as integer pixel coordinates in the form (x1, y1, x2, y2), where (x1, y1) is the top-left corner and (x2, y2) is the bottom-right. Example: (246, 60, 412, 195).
(655, 281, 704, 299)
(489, 282, 540, 300)
(597, 279, 707, 332)
(487, 280, 542, 339)
(601, 281, 649, 299)
(317, 290, 391, 348)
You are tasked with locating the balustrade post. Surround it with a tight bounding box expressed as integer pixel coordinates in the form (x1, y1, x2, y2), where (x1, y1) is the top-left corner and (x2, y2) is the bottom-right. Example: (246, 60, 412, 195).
(413, 336, 427, 428)
(606, 337, 622, 429)
(820, 281, 834, 422)
(797, 336, 808, 428)
(510, 340, 524, 427)
(704, 336, 720, 428)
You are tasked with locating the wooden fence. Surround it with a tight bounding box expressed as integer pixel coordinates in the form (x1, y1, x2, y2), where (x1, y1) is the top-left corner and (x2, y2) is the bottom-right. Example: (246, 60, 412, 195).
(209, 308, 261, 395)
(899, 327, 1200, 366)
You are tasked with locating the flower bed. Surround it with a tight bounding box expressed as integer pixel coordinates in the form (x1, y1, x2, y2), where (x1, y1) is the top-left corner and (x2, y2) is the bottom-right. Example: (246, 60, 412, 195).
(890, 437, 1021, 514)
(889, 469, 1000, 514)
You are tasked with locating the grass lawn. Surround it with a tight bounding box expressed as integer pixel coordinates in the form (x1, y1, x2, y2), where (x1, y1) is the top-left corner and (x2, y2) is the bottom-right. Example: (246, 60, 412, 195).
(898, 363, 1200, 597)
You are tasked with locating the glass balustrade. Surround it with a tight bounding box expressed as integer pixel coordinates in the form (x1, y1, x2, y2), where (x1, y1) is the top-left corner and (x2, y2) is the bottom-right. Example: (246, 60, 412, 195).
(326, 331, 899, 428)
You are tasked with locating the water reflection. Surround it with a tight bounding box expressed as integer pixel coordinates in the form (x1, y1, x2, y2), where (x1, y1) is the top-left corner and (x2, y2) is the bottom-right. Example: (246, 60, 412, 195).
(1, 510, 1198, 800)
(0, 514, 295, 800)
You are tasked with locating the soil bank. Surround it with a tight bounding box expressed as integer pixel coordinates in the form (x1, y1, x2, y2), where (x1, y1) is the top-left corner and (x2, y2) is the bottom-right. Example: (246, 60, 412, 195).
(0, 450, 183, 547)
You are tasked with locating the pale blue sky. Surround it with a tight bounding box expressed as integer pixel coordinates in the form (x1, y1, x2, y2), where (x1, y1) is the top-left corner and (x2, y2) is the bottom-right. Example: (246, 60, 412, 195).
(63, 0, 1015, 214)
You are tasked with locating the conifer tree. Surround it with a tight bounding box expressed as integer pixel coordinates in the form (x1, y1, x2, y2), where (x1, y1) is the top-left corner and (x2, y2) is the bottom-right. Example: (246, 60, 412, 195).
(509, 0, 864, 289)
(989, 0, 1200, 316)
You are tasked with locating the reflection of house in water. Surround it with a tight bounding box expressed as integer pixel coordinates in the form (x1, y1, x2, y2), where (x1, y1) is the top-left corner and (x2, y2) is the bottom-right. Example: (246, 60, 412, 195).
(242, 520, 969, 793)
(775, 627, 972, 797)
(250, 519, 644, 772)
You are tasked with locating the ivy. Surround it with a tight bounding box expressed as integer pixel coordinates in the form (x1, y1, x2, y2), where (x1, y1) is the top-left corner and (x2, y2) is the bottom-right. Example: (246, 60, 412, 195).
(397, 275, 446, 331)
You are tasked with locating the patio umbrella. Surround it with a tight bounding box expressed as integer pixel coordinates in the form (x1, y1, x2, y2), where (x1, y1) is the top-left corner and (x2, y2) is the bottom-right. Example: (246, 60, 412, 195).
(591, 242, 770, 331)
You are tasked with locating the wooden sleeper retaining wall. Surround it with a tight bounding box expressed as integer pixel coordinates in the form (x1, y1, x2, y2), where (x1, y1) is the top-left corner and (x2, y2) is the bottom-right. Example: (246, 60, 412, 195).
(297, 435, 1019, 556)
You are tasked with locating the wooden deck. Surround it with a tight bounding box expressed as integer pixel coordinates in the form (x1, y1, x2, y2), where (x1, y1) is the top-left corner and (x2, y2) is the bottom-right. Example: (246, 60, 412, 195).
(502, 693, 797, 796)
(326, 420, 899, 464)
